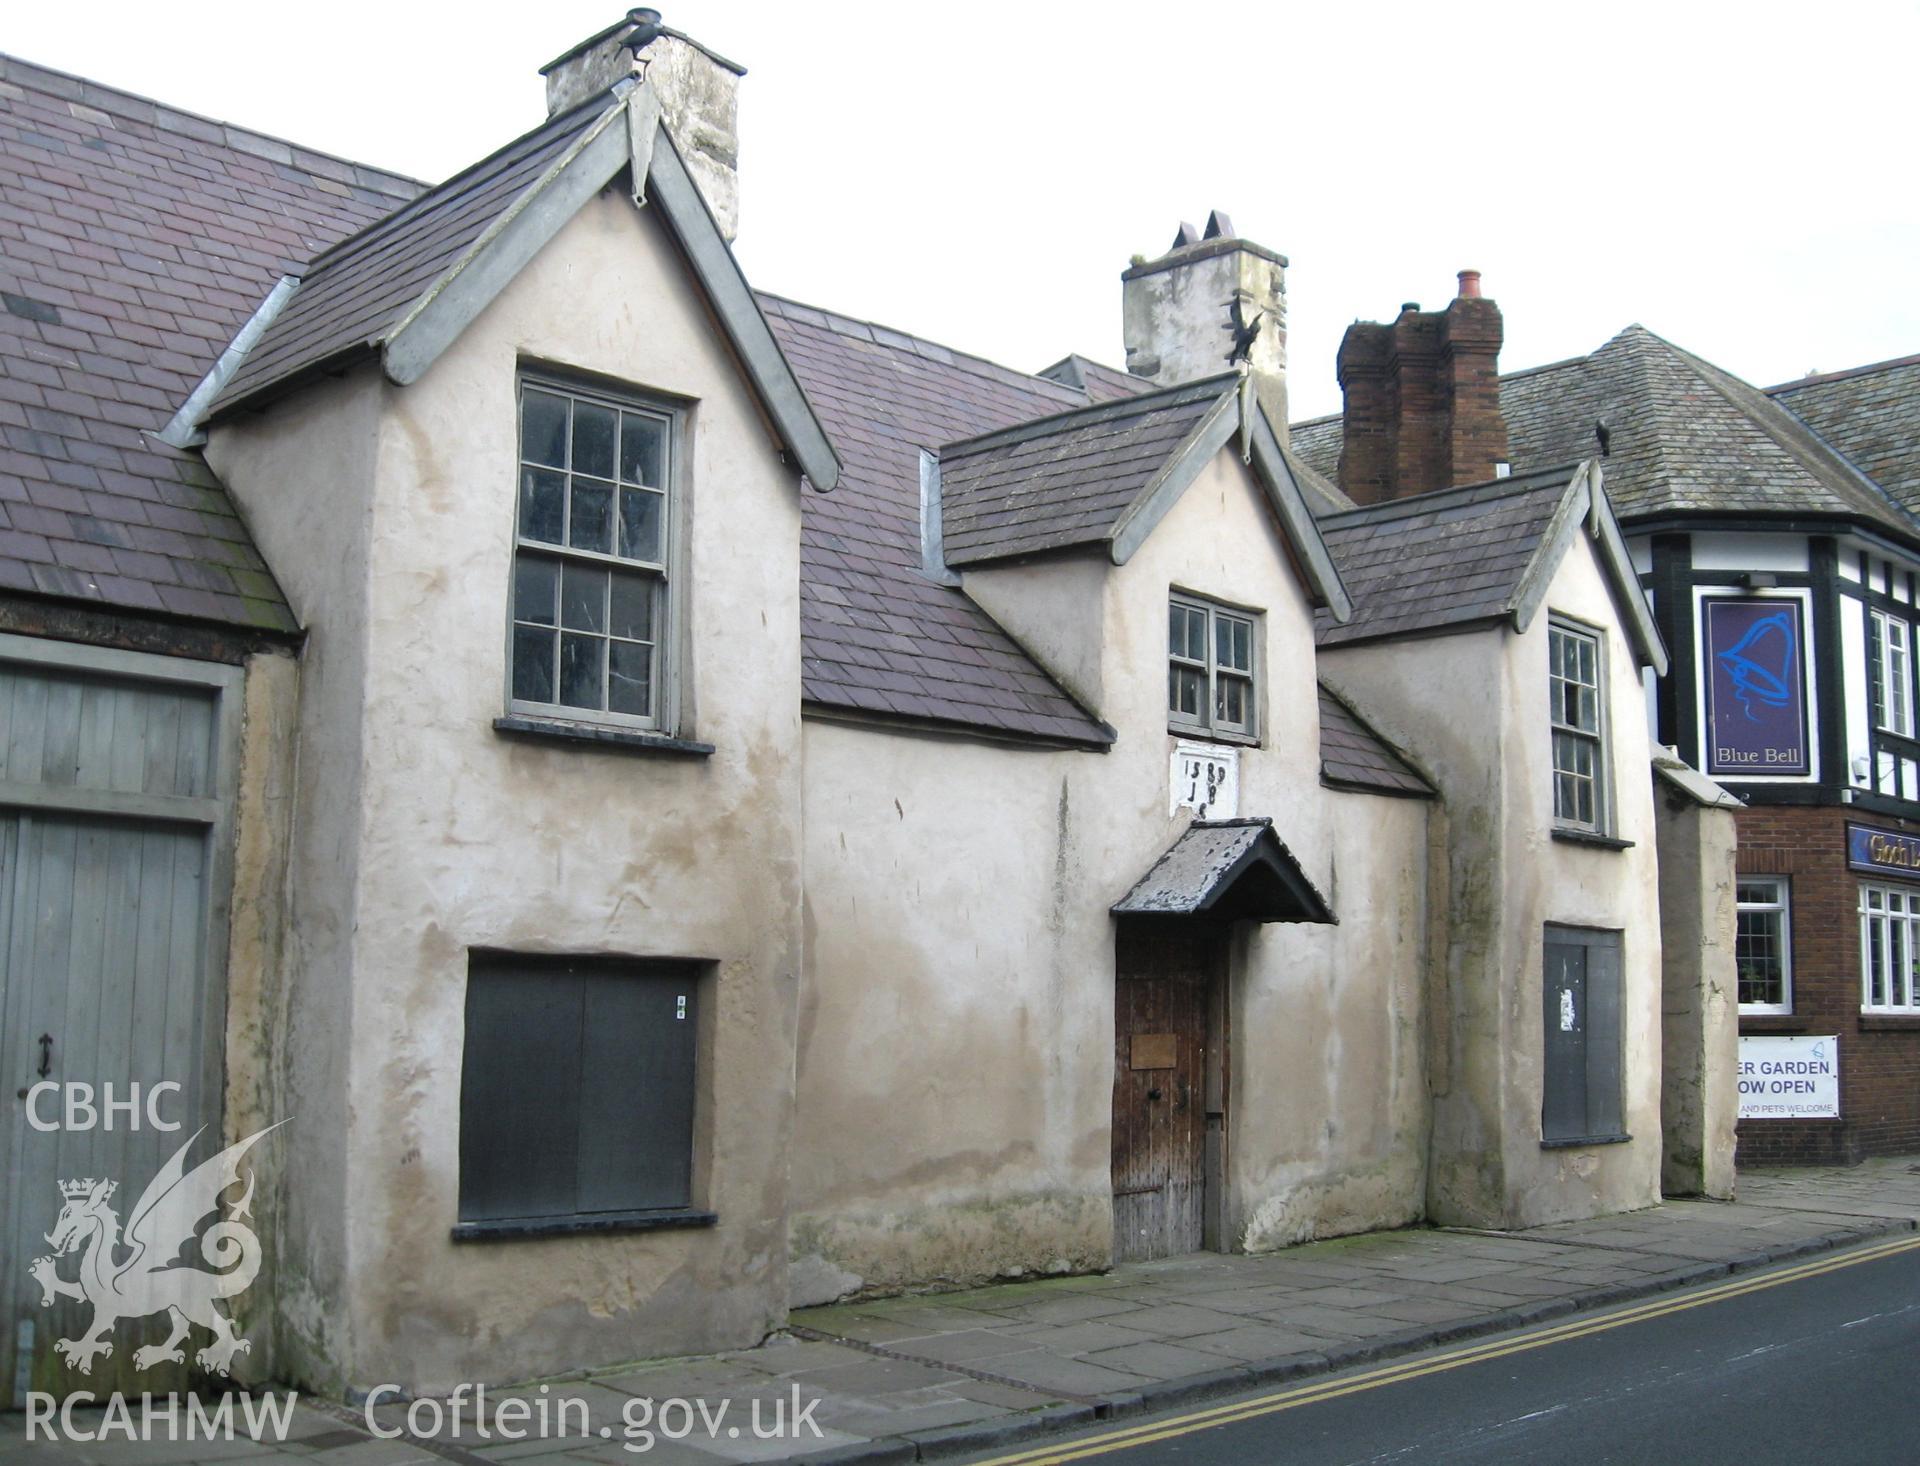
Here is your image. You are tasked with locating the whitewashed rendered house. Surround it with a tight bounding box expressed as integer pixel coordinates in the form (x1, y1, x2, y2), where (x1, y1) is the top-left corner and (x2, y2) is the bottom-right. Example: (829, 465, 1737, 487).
(0, 15, 1736, 1399)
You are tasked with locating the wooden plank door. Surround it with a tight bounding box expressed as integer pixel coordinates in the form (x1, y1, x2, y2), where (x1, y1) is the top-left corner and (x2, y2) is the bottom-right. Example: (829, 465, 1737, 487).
(1112, 926, 1218, 1263)
(0, 657, 226, 1408)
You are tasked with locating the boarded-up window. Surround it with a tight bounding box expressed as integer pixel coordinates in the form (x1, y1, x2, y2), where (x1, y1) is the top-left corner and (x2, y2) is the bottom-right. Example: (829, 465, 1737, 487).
(1542, 926, 1626, 1146)
(458, 955, 701, 1229)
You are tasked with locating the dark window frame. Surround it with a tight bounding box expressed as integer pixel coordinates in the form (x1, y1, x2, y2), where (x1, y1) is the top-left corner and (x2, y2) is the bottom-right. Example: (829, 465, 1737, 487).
(455, 953, 711, 1238)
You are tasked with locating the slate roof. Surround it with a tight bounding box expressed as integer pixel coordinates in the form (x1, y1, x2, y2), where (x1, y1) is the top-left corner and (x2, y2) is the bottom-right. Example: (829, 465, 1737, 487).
(1111, 817, 1336, 923)
(1037, 353, 1156, 404)
(1293, 326, 1919, 543)
(758, 294, 1113, 745)
(1317, 683, 1434, 797)
(939, 376, 1235, 566)
(1769, 354, 1920, 519)
(0, 54, 421, 630)
(1314, 467, 1576, 647)
(1290, 412, 1341, 484)
(213, 95, 614, 415)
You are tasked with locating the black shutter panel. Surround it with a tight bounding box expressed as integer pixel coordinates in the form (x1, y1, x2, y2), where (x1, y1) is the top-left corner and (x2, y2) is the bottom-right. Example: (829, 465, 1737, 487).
(1585, 937, 1624, 1138)
(576, 969, 698, 1213)
(460, 962, 584, 1221)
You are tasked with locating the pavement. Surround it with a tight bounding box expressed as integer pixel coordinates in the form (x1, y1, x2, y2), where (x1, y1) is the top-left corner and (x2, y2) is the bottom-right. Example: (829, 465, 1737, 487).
(8, 1158, 1920, 1465)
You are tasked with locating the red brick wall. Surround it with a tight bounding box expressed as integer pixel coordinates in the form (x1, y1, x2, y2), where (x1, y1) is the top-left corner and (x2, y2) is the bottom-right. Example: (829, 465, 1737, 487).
(1736, 803, 1920, 1165)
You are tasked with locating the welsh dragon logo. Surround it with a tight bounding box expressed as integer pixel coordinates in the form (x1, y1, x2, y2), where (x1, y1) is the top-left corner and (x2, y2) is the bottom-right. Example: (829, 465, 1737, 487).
(27, 1123, 281, 1376)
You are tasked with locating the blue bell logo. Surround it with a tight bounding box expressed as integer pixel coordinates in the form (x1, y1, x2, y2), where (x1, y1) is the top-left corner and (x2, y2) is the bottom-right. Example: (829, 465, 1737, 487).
(1717, 610, 1794, 720)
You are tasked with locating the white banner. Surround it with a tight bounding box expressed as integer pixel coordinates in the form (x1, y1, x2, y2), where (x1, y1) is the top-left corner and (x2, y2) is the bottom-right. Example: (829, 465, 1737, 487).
(1737, 1035, 1839, 1119)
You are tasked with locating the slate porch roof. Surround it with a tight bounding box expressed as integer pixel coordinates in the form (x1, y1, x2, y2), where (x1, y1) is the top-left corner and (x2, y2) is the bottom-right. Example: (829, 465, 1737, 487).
(0, 54, 422, 631)
(1769, 354, 1920, 519)
(1292, 326, 1920, 544)
(1313, 466, 1580, 647)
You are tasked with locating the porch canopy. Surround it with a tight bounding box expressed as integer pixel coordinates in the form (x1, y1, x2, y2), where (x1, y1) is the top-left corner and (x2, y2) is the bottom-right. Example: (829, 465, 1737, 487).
(1112, 817, 1336, 925)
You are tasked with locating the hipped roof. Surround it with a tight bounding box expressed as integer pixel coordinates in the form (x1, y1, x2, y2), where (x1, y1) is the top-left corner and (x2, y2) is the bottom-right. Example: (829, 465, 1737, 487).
(1295, 325, 1920, 547)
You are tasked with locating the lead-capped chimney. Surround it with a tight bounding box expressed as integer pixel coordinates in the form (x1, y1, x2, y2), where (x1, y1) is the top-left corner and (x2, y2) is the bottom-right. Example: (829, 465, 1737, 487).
(1121, 212, 1290, 444)
(1336, 271, 1509, 505)
(540, 10, 746, 242)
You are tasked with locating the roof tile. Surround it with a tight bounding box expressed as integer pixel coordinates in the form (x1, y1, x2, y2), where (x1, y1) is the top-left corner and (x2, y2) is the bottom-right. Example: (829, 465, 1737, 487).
(0, 52, 421, 630)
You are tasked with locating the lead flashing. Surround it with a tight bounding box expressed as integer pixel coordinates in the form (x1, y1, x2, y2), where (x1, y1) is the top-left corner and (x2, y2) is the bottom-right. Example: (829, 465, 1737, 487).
(159, 274, 299, 447)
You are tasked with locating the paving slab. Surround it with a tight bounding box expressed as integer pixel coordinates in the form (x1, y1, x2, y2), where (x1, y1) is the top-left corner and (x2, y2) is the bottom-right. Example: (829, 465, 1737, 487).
(8, 1162, 1920, 1466)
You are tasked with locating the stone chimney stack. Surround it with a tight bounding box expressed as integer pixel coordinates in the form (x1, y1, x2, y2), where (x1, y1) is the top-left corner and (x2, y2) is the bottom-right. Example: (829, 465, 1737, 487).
(1122, 213, 1290, 444)
(1336, 271, 1509, 505)
(540, 10, 746, 242)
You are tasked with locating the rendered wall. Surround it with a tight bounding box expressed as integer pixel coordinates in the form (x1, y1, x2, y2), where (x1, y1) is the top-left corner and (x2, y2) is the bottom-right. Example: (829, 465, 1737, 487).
(206, 370, 385, 1391)
(1653, 773, 1738, 1197)
(213, 191, 805, 1391)
(792, 448, 1432, 1301)
(1323, 540, 1666, 1228)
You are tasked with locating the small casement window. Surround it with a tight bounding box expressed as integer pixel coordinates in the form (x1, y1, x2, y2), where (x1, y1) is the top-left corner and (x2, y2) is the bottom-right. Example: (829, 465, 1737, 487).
(456, 955, 707, 1235)
(1859, 882, 1920, 1013)
(1541, 925, 1626, 1146)
(1168, 594, 1258, 741)
(1549, 620, 1606, 829)
(1735, 877, 1792, 1014)
(1870, 609, 1914, 737)
(510, 378, 674, 730)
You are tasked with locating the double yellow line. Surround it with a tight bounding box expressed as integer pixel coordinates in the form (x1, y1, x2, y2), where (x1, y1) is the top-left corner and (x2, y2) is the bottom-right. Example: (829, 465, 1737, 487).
(978, 1231, 1920, 1464)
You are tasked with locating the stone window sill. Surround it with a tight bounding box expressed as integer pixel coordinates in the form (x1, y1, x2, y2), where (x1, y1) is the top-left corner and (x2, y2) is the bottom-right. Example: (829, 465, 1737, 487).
(1551, 828, 1635, 851)
(1858, 1013, 1920, 1032)
(1541, 1132, 1632, 1150)
(452, 1209, 717, 1242)
(493, 716, 715, 758)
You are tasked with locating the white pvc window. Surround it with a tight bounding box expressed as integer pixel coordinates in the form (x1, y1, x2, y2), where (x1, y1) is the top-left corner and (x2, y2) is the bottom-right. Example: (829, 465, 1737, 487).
(1871, 609, 1913, 737)
(1860, 881, 1920, 1012)
(1735, 877, 1792, 1014)
(509, 379, 673, 729)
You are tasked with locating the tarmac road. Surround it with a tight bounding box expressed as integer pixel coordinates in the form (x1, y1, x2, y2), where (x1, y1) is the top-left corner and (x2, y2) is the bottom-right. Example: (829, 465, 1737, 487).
(966, 1233, 1920, 1466)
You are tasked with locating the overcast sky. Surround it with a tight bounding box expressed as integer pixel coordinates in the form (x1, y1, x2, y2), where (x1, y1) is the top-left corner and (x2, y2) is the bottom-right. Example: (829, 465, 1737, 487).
(11, 2, 1917, 418)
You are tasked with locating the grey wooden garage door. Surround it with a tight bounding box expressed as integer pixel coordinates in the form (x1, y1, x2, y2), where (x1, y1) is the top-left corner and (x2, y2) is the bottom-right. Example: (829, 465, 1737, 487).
(0, 636, 239, 1408)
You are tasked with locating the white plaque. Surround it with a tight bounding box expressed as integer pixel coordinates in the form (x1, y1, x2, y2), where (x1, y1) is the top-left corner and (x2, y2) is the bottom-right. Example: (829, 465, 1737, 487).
(1171, 740, 1239, 820)
(1737, 1035, 1839, 1119)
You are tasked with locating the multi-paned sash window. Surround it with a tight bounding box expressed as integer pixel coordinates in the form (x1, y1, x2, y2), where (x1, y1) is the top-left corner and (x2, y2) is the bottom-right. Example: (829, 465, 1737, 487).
(510, 378, 673, 729)
(1550, 620, 1606, 829)
(1168, 594, 1258, 741)
(1735, 876, 1792, 1013)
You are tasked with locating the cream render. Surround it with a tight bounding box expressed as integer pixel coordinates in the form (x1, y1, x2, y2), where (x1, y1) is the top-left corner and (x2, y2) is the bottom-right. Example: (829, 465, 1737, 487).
(1322, 528, 1668, 1226)
(206, 191, 807, 1389)
(794, 446, 1430, 1299)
